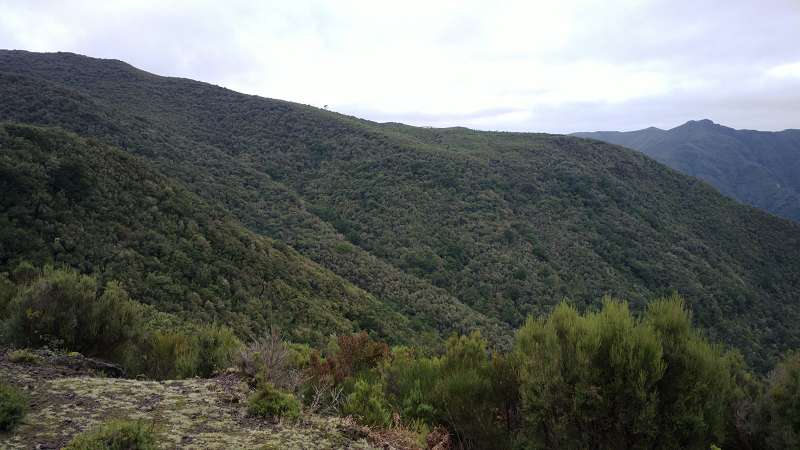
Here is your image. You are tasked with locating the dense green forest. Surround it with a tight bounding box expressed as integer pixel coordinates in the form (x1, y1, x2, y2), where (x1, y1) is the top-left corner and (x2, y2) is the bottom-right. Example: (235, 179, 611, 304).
(1, 51, 799, 371)
(574, 120, 800, 222)
(0, 124, 425, 346)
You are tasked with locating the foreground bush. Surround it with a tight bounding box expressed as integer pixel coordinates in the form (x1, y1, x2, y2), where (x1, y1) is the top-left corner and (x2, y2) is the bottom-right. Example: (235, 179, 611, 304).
(1, 266, 242, 380)
(4, 267, 145, 358)
(515, 296, 735, 450)
(756, 352, 800, 448)
(237, 328, 307, 391)
(248, 382, 302, 421)
(309, 331, 388, 385)
(138, 325, 240, 380)
(63, 420, 157, 450)
(343, 379, 392, 427)
(0, 382, 28, 432)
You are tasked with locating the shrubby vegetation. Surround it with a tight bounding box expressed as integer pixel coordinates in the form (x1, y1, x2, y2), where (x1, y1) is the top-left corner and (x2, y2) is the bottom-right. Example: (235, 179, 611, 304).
(0, 382, 27, 432)
(63, 420, 157, 450)
(755, 352, 800, 448)
(247, 297, 794, 449)
(247, 382, 302, 421)
(515, 297, 735, 449)
(2, 262, 799, 448)
(0, 265, 240, 379)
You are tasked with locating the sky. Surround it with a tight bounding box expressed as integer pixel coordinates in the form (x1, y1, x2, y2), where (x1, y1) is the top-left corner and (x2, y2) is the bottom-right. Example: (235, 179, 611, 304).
(1, 0, 799, 133)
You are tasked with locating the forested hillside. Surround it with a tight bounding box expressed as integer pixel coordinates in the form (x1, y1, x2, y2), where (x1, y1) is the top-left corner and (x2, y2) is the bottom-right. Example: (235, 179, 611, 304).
(0, 123, 431, 346)
(574, 120, 800, 222)
(1, 51, 799, 370)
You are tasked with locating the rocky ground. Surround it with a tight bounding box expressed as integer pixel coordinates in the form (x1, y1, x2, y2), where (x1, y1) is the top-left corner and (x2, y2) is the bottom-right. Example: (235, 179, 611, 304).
(0, 348, 378, 449)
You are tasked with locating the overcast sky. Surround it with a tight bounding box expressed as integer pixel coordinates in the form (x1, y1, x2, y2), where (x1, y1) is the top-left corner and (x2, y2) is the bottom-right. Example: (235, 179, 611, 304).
(1, 0, 799, 133)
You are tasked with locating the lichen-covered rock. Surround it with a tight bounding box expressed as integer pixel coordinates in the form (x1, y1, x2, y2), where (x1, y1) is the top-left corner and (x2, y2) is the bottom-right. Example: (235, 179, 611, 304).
(0, 347, 377, 449)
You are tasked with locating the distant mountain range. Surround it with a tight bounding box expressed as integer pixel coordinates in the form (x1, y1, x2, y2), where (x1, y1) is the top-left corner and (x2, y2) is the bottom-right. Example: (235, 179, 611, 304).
(574, 120, 800, 222)
(1, 51, 799, 370)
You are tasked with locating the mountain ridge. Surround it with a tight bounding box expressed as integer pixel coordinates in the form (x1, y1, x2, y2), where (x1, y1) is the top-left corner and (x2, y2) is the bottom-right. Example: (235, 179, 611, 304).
(574, 120, 800, 222)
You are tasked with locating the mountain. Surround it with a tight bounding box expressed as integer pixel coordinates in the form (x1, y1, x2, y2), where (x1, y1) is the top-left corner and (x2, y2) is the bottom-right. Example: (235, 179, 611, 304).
(1, 50, 799, 370)
(574, 120, 800, 222)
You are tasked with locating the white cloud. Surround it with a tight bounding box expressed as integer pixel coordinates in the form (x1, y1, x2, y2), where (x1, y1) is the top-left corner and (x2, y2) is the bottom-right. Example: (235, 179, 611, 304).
(0, 0, 798, 132)
(768, 62, 800, 79)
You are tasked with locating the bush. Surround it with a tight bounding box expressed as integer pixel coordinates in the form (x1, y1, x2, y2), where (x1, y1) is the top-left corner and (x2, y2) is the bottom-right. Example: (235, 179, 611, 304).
(0, 382, 28, 432)
(187, 324, 241, 377)
(308, 331, 388, 385)
(343, 379, 392, 427)
(138, 332, 195, 380)
(756, 352, 800, 448)
(645, 296, 736, 447)
(382, 336, 513, 448)
(383, 347, 439, 424)
(514, 296, 736, 449)
(4, 267, 145, 358)
(238, 328, 302, 390)
(248, 382, 302, 421)
(63, 420, 157, 450)
(140, 325, 241, 380)
(432, 332, 507, 448)
(6, 348, 39, 364)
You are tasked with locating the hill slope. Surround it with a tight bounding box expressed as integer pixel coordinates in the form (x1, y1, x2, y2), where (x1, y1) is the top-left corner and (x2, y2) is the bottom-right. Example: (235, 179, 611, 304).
(1, 51, 799, 369)
(574, 119, 800, 222)
(0, 123, 429, 346)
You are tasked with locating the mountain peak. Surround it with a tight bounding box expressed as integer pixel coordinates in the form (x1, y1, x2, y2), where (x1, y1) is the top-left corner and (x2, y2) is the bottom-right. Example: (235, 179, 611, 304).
(684, 118, 716, 127)
(669, 119, 729, 132)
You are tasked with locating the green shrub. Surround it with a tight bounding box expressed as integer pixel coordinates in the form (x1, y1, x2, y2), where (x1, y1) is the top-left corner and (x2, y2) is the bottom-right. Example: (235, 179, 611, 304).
(432, 332, 506, 448)
(63, 420, 157, 450)
(756, 352, 800, 448)
(140, 325, 241, 380)
(0, 382, 27, 432)
(6, 348, 39, 364)
(4, 267, 145, 359)
(645, 296, 736, 447)
(383, 347, 439, 424)
(139, 332, 194, 380)
(515, 296, 735, 449)
(382, 337, 513, 447)
(343, 379, 392, 427)
(248, 382, 302, 421)
(190, 324, 241, 377)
